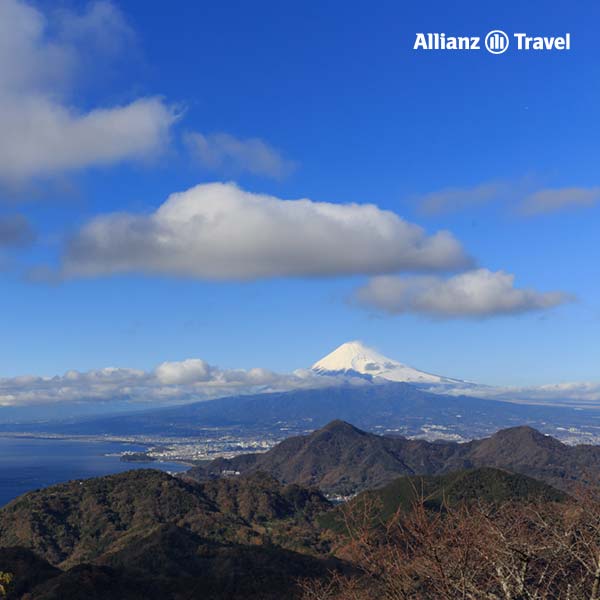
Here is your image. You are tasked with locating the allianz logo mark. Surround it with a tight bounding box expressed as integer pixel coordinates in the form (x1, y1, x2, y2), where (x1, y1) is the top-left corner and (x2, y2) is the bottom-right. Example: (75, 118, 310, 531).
(413, 31, 572, 54)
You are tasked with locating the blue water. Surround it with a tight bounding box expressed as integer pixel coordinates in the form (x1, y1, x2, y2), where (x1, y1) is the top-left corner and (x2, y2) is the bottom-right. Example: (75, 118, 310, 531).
(0, 436, 188, 507)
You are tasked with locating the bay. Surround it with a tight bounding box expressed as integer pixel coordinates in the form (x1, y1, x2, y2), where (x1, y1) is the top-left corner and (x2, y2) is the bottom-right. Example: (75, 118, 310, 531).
(0, 436, 188, 507)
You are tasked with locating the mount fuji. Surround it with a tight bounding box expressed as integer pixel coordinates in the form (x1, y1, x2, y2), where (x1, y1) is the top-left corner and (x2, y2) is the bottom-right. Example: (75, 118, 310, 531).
(312, 340, 465, 386)
(17, 340, 600, 442)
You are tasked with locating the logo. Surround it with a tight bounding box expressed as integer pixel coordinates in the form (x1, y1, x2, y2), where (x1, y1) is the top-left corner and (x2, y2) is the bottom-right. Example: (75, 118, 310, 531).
(485, 30, 510, 54)
(413, 31, 571, 54)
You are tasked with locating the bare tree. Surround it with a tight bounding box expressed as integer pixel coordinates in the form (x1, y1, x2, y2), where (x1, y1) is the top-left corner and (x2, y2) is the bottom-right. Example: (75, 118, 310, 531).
(302, 490, 600, 600)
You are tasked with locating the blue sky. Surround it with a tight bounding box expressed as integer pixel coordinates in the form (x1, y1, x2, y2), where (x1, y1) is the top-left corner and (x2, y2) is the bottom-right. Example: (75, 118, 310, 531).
(0, 0, 599, 402)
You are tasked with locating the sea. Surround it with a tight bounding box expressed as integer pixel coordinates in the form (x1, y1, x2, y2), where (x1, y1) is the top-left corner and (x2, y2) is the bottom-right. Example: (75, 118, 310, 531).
(0, 436, 188, 507)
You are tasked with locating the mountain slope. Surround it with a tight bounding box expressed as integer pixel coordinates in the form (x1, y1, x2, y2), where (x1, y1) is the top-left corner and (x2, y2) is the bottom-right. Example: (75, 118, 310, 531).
(0, 470, 340, 599)
(0, 547, 60, 599)
(367, 467, 566, 515)
(0, 463, 571, 600)
(0, 534, 336, 600)
(187, 421, 600, 494)
(320, 467, 567, 529)
(0, 469, 329, 569)
(23, 381, 600, 442)
(188, 420, 464, 495)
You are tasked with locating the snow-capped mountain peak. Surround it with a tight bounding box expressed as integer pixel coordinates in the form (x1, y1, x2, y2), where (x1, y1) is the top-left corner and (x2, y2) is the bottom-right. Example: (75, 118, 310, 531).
(311, 340, 460, 385)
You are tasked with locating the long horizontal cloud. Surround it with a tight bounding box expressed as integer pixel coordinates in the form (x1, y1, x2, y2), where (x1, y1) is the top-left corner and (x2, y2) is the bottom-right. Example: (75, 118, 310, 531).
(519, 187, 600, 215)
(185, 132, 296, 179)
(0, 0, 176, 184)
(416, 179, 600, 218)
(355, 269, 572, 318)
(418, 182, 505, 215)
(0, 361, 359, 407)
(61, 182, 471, 279)
(438, 381, 600, 408)
(1, 357, 599, 409)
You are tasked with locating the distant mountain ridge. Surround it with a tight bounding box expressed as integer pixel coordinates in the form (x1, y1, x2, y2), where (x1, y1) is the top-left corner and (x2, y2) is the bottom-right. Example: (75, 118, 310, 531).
(187, 420, 600, 494)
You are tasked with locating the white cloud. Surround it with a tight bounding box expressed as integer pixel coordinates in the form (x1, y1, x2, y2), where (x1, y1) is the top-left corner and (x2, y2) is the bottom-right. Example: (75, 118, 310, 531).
(1, 97, 176, 182)
(155, 359, 212, 385)
(0, 0, 176, 185)
(355, 269, 572, 318)
(185, 132, 296, 179)
(438, 381, 600, 408)
(61, 182, 471, 280)
(519, 187, 600, 215)
(0, 360, 356, 407)
(516, 382, 600, 405)
(0, 367, 147, 406)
